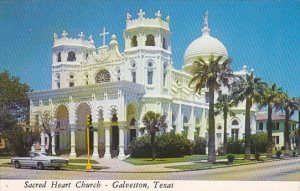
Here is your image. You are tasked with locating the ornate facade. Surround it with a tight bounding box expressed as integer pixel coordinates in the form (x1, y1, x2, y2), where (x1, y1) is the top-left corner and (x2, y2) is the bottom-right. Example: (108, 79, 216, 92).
(29, 10, 256, 159)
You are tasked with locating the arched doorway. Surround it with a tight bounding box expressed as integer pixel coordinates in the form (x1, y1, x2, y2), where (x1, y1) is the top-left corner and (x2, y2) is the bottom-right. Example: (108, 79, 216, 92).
(76, 103, 93, 156)
(55, 105, 69, 154)
(127, 104, 137, 142)
(111, 108, 119, 158)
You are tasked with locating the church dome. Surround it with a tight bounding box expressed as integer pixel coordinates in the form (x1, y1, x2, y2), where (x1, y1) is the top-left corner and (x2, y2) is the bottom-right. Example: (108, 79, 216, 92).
(183, 12, 228, 70)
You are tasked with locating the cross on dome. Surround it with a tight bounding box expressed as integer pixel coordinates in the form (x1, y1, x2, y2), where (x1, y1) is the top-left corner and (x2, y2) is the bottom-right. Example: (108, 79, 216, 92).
(99, 27, 109, 46)
(78, 32, 85, 40)
(201, 10, 210, 35)
(138, 9, 145, 20)
(155, 10, 162, 18)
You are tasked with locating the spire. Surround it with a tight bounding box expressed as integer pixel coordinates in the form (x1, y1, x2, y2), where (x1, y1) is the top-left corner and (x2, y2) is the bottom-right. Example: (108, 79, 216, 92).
(201, 10, 210, 36)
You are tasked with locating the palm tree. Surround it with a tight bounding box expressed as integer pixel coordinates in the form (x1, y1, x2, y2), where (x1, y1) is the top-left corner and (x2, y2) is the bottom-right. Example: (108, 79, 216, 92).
(142, 111, 166, 160)
(259, 83, 283, 158)
(189, 54, 232, 163)
(215, 94, 235, 154)
(277, 93, 297, 156)
(232, 71, 266, 160)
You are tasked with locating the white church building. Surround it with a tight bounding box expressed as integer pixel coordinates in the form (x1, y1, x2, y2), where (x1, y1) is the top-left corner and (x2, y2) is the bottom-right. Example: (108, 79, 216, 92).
(28, 10, 256, 159)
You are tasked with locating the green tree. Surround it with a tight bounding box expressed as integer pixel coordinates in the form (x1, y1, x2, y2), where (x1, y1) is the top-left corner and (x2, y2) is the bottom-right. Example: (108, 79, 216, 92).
(0, 71, 30, 125)
(277, 93, 297, 156)
(232, 72, 266, 160)
(189, 55, 232, 163)
(259, 83, 283, 158)
(215, 94, 235, 154)
(142, 111, 166, 160)
(0, 71, 32, 155)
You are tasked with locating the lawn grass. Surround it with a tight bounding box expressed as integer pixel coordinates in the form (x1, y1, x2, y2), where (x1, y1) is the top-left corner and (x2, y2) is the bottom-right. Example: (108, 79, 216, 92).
(125, 154, 245, 165)
(0, 156, 15, 159)
(166, 159, 256, 170)
(68, 159, 99, 164)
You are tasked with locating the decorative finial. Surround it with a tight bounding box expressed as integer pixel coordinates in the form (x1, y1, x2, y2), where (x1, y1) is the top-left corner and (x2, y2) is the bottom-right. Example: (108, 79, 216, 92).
(62, 30, 68, 38)
(138, 9, 145, 20)
(53, 33, 58, 40)
(99, 27, 109, 47)
(155, 10, 162, 19)
(201, 10, 210, 35)
(126, 12, 132, 20)
(88, 35, 94, 45)
(78, 32, 85, 40)
(166, 15, 170, 23)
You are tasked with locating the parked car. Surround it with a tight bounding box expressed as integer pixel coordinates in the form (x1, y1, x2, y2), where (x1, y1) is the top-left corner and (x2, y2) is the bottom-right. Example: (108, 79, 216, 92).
(11, 152, 68, 170)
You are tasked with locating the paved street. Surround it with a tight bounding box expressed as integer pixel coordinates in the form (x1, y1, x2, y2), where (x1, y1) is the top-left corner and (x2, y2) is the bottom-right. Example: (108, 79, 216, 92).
(0, 158, 299, 181)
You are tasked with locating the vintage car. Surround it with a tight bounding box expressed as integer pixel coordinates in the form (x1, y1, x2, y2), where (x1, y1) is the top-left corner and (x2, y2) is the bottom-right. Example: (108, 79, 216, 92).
(11, 152, 68, 170)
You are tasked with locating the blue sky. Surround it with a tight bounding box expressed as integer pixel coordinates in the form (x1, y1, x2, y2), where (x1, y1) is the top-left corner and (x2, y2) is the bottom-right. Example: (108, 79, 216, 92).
(0, 0, 299, 97)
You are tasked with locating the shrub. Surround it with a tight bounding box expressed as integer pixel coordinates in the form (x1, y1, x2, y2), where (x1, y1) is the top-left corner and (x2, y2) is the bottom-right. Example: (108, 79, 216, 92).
(227, 138, 244, 154)
(129, 133, 193, 158)
(192, 137, 207, 155)
(255, 152, 261, 160)
(227, 153, 235, 163)
(276, 150, 281, 159)
(129, 135, 152, 158)
(217, 146, 224, 156)
(250, 132, 267, 154)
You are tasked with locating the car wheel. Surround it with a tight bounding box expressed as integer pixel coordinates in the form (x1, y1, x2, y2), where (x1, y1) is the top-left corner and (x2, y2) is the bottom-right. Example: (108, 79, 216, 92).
(54, 167, 60, 170)
(14, 161, 21, 169)
(37, 162, 45, 170)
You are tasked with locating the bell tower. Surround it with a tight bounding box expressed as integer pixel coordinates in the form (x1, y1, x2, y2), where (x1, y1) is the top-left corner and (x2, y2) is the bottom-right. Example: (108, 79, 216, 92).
(123, 9, 172, 95)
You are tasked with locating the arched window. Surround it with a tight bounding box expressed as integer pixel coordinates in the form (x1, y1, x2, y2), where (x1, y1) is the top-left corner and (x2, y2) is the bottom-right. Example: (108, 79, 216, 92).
(131, 35, 137, 47)
(146, 34, 155, 46)
(132, 71, 136, 83)
(57, 52, 61, 62)
(67, 51, 76, 61)
(163, 62, 167, 86)
(162, 37, 168, 50)
(95, 70, 110, 83)
(232, 120, 239, 126)
(147, 61, 154, 85)
(147, 71, 153, 84)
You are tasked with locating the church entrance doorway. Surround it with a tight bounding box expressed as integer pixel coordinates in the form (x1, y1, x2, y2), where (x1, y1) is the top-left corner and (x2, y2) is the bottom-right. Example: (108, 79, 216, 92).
(111, 113, 119, 158)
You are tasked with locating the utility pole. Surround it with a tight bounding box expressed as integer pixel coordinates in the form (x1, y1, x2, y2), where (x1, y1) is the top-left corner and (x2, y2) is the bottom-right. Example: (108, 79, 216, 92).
(86, 114, 92, 171)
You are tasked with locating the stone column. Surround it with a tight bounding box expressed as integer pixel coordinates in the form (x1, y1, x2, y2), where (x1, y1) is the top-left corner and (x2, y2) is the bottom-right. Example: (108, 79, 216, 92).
(69, 124, 76, 158)
(40, 132, 46, 153)
(176, 104, 183, 134)
(118, 121, 126, 159)
(166, 103, 173, 132)
(51, 132, 56, 155)
(92, 122, 99, 159)
(103, 121, 111, 159)
(188, 106, 195, 141)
